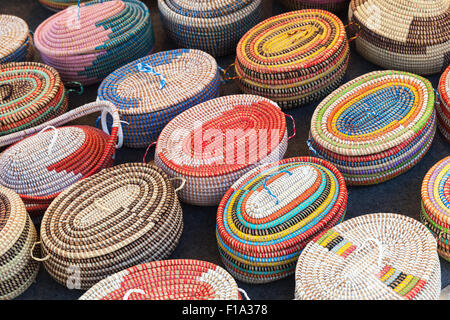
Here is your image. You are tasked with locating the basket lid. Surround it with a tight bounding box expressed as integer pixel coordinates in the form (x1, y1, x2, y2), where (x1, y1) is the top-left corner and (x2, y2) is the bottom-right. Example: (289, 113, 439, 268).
(439, 65, 450, 107)
(0, 15, 29, 60)
(162, 0, 252, 18)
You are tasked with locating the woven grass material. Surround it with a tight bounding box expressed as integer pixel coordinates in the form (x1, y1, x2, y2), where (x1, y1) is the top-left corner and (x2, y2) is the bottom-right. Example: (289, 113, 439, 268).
(0, 15, 34, 64)
(158, 0, 263, 57)
(0, 100, 121, 215)
(39, 163, 183, 290)
(79, 259, 240, 300)
(308, 70, 436, 186)
(0, 62, 68, 137)
(233, 9, 350, 109)
(0, 186, 39, 300)
(349, 0, 450, 75)
(437, 66, 450, 143)
(34, 0, 155, 85)
(38, 0, 90, 11)
(97, 49, 220, 148)
(295, 213, 441, 300)
(155, 94, 289, 206)
(216, 156, 348, 284)
(278, 0, 349, 12)
(420, 157, 450, 261)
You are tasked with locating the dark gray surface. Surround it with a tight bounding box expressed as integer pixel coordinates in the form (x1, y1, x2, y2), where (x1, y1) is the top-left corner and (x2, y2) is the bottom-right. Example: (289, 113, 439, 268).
(0, 0, 449, 300)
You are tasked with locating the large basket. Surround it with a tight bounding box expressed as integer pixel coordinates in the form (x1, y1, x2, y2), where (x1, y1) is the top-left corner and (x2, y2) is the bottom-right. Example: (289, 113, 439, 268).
(308, 70, 436, 186)
(437, 66, 450, 143)
(0, 15, 34, 64)
(278, 0, 349, 12)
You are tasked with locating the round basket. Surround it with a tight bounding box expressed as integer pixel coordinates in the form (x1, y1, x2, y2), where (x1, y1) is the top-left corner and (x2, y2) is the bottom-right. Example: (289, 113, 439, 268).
(278, 0, 349, 12)
(34, 0, 155, 85)
(216, 156, 348, 284)
(295, 213, 441, 300)
(349, 0, 450, 75)
(154, 94, 291, 206)
(308, 70, 436, 186)
(37, 163, 184, 290)
(97, 49, 220, 148)
(0, 186, 39, 300)
(38, 0, 90, 11)
(0, 101, 121, 215)
(437, 66, 450, 143)
(0, 15, 34, 64)
(420, 156, 450, 261)
(231, 9, 350, 109)
(158, 0, 263, 57)
(79, 259, 241, 300)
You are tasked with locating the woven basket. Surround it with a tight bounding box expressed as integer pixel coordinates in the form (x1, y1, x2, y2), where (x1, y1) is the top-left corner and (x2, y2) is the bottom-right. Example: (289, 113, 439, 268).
(0, 100, 121, 215)
(0, 15, 34, 64)
(36, 163, 183, 290)
(295, 213, 441, 300)
(278, 0, 349, 12)
(154, 94, 291, 206)
(420, 157, 450, 261)
(34, 0, 155, 85)
(79, 259, 241, 300)
(38, 0, 90, 11)
(308, 70, 436, 186)
(231, 9, 350, 109)
(349, 0, 450, 75)
(97, 49, 220, 148)
(158, 0, 263, 57)
(0, 186, 39, 300)
(216, 156, 348, 284)
(437, 66, 450, 143)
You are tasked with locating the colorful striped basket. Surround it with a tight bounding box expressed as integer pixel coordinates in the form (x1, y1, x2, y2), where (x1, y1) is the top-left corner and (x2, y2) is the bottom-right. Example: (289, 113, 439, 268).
(216, 156, 348, 284)
(229, 9, 351, 109)
(154, 94, 292, 206)
(349, 0, 450, 75)
(420, 157, 450, 261)
(0, 101, 121, 215)
(0, 186, 39, 300)
(295, 213, 441, 300)
(80, 259, 242, 300)
(0, 15, 34, 64)
(308, 70, 436, 186)
(437, 66, 450, 143)
(278, 0, 349, 12)
(38, 0, 90, 11)
(34, 0, 155, 85)
(158, 0, 263, 57)
(97, 49, 220, 148)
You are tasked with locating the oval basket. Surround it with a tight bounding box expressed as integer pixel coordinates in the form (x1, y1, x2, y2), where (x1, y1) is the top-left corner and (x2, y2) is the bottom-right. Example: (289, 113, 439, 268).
(0, 15, 34, 64)
(437, 65, 450, 143)
(278, 0, 349, 12)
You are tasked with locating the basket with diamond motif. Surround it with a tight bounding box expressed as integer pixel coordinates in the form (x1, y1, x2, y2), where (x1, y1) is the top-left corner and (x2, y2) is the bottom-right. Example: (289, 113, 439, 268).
(0, 15, 34, 64)
(278, 0, 349, 12)
(437, 66, 450, 143)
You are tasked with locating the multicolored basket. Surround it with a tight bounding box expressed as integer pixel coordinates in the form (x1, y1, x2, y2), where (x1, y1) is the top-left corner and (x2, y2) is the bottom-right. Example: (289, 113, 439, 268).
(36, 163, 183, 290)
(349, 0, 450, 75)
(0, 101, 121, 215)
(97, 49, 220, 148)
(308, 70, 436, 186)
(158, 0, 263, 57)
(0, 15, 34, 64)
(229, 9, 350, 109)
(437, 66, 450, 143)
(79, 259, 242, 300)
(278, 0, 349, 12)
(420, 157, 450, 261)
(154, 94, 291, 206)
(0, 186, 39, 300)
(38, 0, 90, 11)
(34, 0, 155, 85)
(295, 213, 441, 300)
(216, 156, 348, 284)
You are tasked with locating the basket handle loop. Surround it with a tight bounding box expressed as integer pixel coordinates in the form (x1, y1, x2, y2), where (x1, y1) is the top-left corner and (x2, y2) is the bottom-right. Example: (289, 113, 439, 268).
(306, 137, 319, 156)
(137, 63, 166, 90)
(345, 21, 361, 42)
(123, 289, 146, 300)
(285, 113, 296, 141)
(434, 89, 441, 106)
(263, 170, 292, 205)
(238, 288, 251, 300)
(37, 126, 58, 155)
(30, 241, 50, 262)
(66, 81, 84, 95)
(170, 177, 186, 193)
(143, 142, 157, 163)
(221, 63, 240, 81)
(0, 83, 13, 101)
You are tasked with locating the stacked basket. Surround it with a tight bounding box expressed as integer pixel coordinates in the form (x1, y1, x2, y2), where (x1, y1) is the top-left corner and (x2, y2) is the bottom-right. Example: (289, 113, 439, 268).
(34, 0, 155, 85)
(420, 157, 450, 261)
(155, 94, 291, 206)
(308, 70, 436, 186)
(97, 49, 220, 148)
(0, 186, 39, 300)
(80, 259, 241, 300)
(216, 157, 348, 284)
(0, 15, 34, 64)
(38, 163, 184, 290)
(295, 213, 441, 300)
(349, 0, 450, 75)
(38, 0, 90, 11)
(158, 0, 263, 57)
(437, 66, 450, 143)
(278, 0, 349, 12)
(230, 9, 350, 109)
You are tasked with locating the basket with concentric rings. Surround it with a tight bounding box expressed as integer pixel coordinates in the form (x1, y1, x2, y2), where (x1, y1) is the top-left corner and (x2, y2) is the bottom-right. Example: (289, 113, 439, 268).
(158, 0, 263, 57)
(437, 66, 450, 143)
(0, 15, 34, 64)
(278, 0, 349, 12)
(216, 156, 348, 284)
(230, 9, 350, 109)
(295, 213, 441, 300)
(308, 70, 436, 186)
(97, 49, 220, 148)
(155, 94, 291, 206)
(349, 0, 450, 75)
(38, 0, 90, 11)
(34, 0, 155, 85)
(80, 259, 242, 300)
(37, 162, 183, 290)
(0, 186, 39, 300)
(0, 101, 121, 215)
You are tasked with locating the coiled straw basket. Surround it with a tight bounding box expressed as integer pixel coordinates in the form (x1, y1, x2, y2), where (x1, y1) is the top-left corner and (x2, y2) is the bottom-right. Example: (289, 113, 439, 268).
(437, 66, 450, 143)
(278, 0, 349, 12)
(0, 15, 34, 64)
(38, 0, 90, 11)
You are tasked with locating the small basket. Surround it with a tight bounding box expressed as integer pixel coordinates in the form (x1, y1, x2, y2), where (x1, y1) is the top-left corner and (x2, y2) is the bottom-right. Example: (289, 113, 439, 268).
(278, 0, 349, 12)
(0, 15, 34, 64)
(437, 66, 450, 143)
